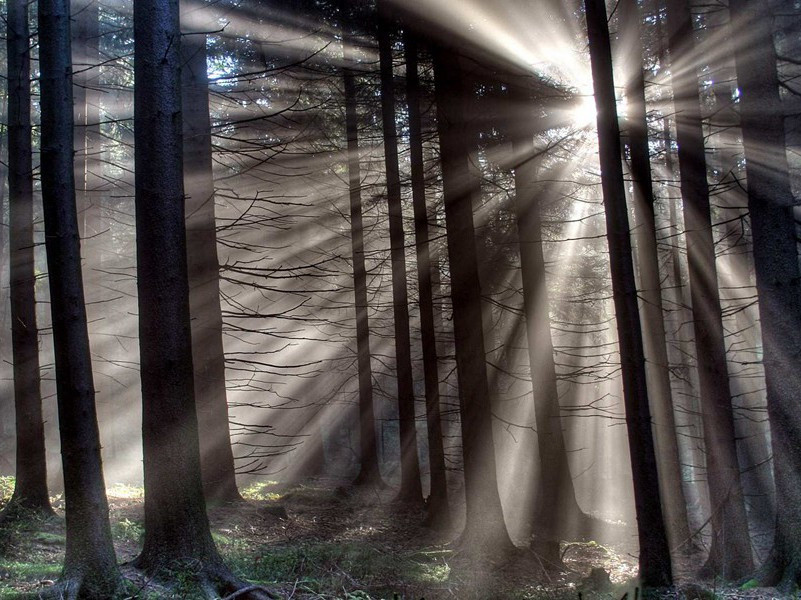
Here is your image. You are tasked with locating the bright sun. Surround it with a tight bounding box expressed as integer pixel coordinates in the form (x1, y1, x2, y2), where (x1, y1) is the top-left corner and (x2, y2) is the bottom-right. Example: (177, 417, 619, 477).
(572, 93, 598, 126)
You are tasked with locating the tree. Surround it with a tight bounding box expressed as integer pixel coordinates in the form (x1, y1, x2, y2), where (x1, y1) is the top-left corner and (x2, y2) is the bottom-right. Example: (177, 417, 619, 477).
(377, 0, 423, 504)
(37, 0, 121, 593)
(728, 0, 801, 590)
(583, 0, 672, 585)
(341, 2, 385, 488)
(132, 0, 271, 595)
(1, 0, 53, 523)
(663, 0, 753, 578)
(619, 0, 693, 551)
(405, 32, 450, 527)
(433, 45, 514, 553)
(511, 123, 587, 565)
(182, 6, 242, 506)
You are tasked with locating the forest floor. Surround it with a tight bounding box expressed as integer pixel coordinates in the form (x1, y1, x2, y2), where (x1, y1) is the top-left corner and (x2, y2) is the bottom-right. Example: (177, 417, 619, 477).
(0, 476, 794, 599)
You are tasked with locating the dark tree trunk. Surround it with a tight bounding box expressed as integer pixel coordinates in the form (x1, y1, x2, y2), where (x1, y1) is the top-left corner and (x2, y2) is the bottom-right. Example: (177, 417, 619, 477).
(181, 21, 242, 506)
(377, 2, 422, 504)
(132, 2, 264, 596)
(1, 0, 53, 523)
(728, 0, 801, 590)
(433, 46, 514, 554)
(663, 0, 753, 579)
(37, 0, 121, 594)
(72, 0, 97, 235)
(405, 33, 450, 528)
(510, 131, 585, 564)
(341, 13, 384, 489)
(583, 0, 672, 586)
(620, 0, 693, 552)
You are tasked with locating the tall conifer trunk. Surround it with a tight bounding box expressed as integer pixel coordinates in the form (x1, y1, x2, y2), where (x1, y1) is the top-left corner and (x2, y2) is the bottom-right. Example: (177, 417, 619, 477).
(583, 0, 672, 585)
(1, 0, 53, 523)
(729, 0, 801, 589)
(405, 33, 450, 526)
(663, 0, 753, 578)
(433, 46, 514, 553)
(377, 1, 422, 503)
(181, 18, 242, 506)
(132, 2, 268, 596)
(341, 6, 384, 488)
(38, 0, 120, 593)
(620, 0, 692, 551)
(511, 129, 586, 563)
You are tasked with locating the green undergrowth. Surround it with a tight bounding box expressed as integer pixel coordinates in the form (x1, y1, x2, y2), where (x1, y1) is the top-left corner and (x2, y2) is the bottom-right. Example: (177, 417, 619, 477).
(241, 480, 282, 502)
(222, 541, 452, 595)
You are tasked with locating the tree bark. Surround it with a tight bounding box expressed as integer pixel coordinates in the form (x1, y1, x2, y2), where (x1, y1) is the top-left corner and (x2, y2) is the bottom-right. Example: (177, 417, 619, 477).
(583, 0, 672, 586)
(619, 0, 693, 552)
(132, 1, 247, 593)
(38, 0, 121, 593)
(663, 0, 753, 579)
(377, 1, 422, 504)
(405, 33, 450, 527)
(510, 130, 586, 563)
(181, 20, 242, 506)
(1, 0, 53, 522)
(433, 46, 514, 553)
(341, 9, 384, 489)
(728, 0, 801, 590)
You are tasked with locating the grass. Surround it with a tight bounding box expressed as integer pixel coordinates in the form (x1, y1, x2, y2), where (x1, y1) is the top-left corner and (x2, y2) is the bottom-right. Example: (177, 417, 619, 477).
(225, 540, 452, 593)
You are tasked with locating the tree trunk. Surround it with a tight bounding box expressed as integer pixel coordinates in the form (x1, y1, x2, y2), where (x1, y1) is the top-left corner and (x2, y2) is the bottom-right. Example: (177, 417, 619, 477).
(132, 3, 262, 596)
(433, 46, 514, 554)
(181, 21, 242, 506)
(663, 0, 754, 579)
(728, 0, 801, 590)
(38, 0, 121, 593)
(510, 130, 586, 563)
(341, 10, 384, 489)
(619, 0, 693, 552)
(1, 0, 53, 523)
(405, 33, 450, 528)
(583, 0, 672, 586)
(377, 2, 422, 504)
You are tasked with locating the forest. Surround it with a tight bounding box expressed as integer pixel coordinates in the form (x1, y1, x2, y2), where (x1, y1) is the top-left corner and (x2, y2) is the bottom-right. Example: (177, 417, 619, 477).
(0, 0, 799, 597)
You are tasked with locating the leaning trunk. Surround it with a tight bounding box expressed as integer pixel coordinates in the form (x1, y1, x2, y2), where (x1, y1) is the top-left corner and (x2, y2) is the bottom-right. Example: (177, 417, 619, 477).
(620, 0, 693, 551)
(38, 0, 120, 593)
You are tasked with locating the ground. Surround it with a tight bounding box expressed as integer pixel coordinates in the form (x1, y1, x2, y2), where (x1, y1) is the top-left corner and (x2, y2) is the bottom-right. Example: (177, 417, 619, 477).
(0, 477, 795, 599)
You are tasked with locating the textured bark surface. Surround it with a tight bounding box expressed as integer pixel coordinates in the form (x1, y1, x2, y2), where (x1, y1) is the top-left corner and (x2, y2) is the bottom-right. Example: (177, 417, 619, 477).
(729, 0, 801, 590)
(433, 47, 514, 554)
(2, 0, 53, 521)
(619, 0, 692, 552)
(133, 0, 222, 574)
(341, 10, 384, 488)
(584, 0, 672, 586)
(377, 2, 422, 504)
(182, 24, 242, 506)
(405, 34, 450, 528)
(664, 0, 753, 579)
(38, 0, 120, 594)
